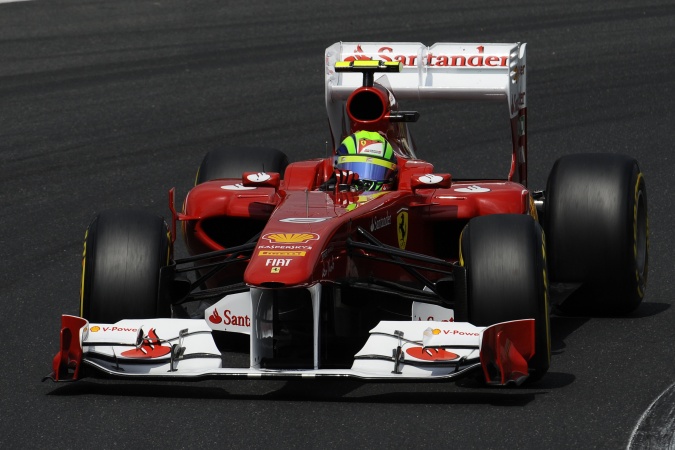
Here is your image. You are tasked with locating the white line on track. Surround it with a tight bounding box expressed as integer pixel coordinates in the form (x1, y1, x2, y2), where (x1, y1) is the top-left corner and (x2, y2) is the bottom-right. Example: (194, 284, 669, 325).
(627, 380, 675, 449)
(0, 0, 32, 3)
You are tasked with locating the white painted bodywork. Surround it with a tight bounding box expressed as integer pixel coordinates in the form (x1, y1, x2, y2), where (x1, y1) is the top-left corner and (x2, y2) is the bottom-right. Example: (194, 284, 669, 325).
(69, 315, 527, 380)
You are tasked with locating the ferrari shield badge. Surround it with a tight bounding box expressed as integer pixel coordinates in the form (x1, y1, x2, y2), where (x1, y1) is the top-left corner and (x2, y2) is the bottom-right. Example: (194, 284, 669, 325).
(397, 210, 408, 249)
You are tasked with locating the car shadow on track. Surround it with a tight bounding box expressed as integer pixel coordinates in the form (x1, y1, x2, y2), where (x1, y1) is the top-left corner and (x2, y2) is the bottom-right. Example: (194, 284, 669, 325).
(45, 369, 577, 405)
(624, 301, 671, 318)
(45, 379, 548, 405)
(550, 314, 589, 356)
(549, 301, 669, 355)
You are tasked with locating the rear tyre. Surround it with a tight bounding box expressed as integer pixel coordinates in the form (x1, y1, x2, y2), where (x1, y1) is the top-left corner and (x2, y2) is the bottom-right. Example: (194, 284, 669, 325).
(195, 147, 289, 184)
(458, 214, 550, 381)
(80, 209, 171, 323)
(544, 153, 648, 315)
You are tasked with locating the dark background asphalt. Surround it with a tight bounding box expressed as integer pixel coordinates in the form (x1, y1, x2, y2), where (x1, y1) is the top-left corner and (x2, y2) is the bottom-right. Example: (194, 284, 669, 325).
(1, 0, 673, 448)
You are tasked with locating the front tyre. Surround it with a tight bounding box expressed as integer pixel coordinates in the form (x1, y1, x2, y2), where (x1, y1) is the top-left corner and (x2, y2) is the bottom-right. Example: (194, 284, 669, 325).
(80, 209, 171, 323)
(544, 154, 648, 315)
(458, 214, 551, 381)
(195, 147, 289, 184)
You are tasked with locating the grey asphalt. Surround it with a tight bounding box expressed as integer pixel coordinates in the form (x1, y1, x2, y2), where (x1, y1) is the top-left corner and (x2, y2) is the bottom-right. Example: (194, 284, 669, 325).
(1, 0, 674, 448)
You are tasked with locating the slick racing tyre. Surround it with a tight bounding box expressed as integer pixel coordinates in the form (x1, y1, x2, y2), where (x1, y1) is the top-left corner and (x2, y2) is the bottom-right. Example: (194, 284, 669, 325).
(458, 214, 551, 382)
(80, 209, 171, 323)
(544, 153, 648, 315)
(195, 147, 289, 184)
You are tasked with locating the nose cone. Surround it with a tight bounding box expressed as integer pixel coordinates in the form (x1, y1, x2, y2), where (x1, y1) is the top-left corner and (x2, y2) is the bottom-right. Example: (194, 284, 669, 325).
(245, 232, 324, 287)
(243, 192, 338, 287)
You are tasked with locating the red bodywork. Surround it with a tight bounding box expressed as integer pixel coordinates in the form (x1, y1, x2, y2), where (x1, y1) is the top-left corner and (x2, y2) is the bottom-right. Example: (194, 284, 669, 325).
(177, 74, 532, 291)
(179, 164, 531, 290)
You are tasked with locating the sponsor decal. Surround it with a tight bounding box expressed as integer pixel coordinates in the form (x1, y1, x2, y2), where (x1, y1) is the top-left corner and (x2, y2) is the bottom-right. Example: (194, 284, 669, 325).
(258, 245, 312, 250)
(246, 172, 271, 183)
(205, 293, 251, 334)
(344, 45, 508, 68)
(120, 329, 171, 359)
(419, 316, 454, 322)
(92, 326, 139, 333)
(258, 250, 306, 257)
(405, 346, 459, 361)
(397, 210, 408, 249)
(279, 217, 331, 223)
(370, 212, 392, 232)
(209, 308, 251, 327)
(413, 302, 455, 322)
(266, 258, 291, 267)
(418, 174, 444, 185)
(510, 91, 526, 115)
(262, 232, 320, 244)
(344, 45, 377, 62)
(455, 185, 491, 193)
(221, 184, 256, 191)
(271, 267, 281, 273)
(430, 328, 479, 337)
(357, 139, 385, 156)
(337, 155, 383, 166)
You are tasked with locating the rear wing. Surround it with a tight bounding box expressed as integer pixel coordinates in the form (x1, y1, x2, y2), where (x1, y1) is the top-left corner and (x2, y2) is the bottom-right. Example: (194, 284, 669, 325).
(324, 42, 528, 184)
(325, 42, 526, 113)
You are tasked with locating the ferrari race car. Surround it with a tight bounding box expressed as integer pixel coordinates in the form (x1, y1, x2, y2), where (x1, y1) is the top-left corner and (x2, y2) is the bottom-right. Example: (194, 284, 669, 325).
(47, 42, 649, 387)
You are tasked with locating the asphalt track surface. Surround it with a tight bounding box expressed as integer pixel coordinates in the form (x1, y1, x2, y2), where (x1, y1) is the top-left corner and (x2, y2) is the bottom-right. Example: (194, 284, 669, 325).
(1, 1, 674, 448)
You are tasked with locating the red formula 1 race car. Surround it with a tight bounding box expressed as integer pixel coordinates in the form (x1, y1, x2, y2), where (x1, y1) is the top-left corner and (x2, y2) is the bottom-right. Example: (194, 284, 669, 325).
(47, 42, 648, 387)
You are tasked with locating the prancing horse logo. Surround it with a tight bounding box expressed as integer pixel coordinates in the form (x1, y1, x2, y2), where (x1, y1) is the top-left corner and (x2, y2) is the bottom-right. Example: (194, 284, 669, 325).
(397, 211, 408, 249)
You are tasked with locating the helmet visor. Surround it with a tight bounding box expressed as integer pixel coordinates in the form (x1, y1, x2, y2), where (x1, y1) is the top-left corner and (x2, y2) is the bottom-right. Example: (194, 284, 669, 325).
(336, 155, 396, 182)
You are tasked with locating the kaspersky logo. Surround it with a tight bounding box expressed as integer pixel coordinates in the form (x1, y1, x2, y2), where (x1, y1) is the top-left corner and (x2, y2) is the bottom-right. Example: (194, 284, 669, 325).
(262, 233, 320, 244)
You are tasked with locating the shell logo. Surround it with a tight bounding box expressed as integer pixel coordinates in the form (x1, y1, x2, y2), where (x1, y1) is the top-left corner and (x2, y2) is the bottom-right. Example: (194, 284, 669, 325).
(90, 326, 100, 332)
(262, 232, 320, 244)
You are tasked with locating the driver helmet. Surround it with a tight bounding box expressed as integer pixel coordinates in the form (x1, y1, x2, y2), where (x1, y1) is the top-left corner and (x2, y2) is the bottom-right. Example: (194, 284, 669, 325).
(335, 131, 397, 191)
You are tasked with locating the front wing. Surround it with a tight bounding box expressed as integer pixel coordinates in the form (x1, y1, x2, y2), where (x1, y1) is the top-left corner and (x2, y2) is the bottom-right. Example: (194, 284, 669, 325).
(46, 315, 535, 386)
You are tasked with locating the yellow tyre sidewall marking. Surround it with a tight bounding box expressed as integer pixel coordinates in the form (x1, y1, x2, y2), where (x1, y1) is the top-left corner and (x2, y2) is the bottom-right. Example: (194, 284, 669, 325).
(79, 228, 88, 317)
(541, 231, 551, 365)
(633, 172, 648, 299)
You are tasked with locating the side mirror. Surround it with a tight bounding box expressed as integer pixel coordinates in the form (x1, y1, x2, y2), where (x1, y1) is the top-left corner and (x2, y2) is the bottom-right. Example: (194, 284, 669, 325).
(410, 174, 452, 191)
(242, 172, 281, 190)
